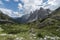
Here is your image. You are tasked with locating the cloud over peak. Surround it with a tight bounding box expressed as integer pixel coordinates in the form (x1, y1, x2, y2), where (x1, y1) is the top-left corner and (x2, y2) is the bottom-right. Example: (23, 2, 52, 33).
(20, 0, 60, 14)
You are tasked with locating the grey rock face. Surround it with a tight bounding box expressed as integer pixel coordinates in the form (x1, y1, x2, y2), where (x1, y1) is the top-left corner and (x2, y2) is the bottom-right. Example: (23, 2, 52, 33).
(15, 8, 51, 23)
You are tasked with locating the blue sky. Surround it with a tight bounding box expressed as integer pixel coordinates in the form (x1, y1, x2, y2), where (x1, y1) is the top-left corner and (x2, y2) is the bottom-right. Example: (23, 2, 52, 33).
(0, 0, 60, 18)
(0, 0, 24, 11)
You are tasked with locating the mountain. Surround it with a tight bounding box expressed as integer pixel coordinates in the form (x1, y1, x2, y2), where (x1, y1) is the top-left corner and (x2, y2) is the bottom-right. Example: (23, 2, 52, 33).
(0, 8, 60, 40)
(37, 7, 60, 28)
(14, 8, 51, 23)
(0, 11, 14, 23)
(0, 7, 59, 24)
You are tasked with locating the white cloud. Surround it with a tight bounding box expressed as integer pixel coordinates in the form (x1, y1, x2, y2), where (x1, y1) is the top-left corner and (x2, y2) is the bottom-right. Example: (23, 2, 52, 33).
(20, 0, 43, 14)
(0, 8, 24, 18)
(18, 3, 24, 14)
(20, 0, 60, 14)
(43, 0, 60, 10)
(18, 3, 23, 9)
(48, 0, 55, 5)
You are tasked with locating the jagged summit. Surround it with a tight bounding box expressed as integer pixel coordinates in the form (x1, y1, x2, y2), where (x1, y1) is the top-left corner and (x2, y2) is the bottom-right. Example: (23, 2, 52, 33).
(13, 8, 51, 23)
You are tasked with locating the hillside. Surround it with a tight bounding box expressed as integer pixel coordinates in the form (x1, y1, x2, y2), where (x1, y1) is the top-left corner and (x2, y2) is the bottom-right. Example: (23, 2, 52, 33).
(0, 11, 14, 24)
(0, 7, 60, 40)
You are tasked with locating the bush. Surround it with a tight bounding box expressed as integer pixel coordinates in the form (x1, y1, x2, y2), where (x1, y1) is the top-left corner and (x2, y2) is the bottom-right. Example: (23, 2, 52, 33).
(36, 32, 43, 38)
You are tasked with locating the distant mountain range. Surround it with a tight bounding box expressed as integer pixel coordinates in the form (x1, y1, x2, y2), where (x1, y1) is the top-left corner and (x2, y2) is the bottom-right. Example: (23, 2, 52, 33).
(0, 7, 60, 23)
(13, 8, 51, 23)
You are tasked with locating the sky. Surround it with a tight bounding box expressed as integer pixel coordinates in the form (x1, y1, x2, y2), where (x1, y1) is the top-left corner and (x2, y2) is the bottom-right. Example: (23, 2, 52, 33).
(0, 0, 60, 18)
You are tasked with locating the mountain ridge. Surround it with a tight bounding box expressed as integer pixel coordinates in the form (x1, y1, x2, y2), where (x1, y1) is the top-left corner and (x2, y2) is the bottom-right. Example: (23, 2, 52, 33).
(13, 8, 51, 23)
